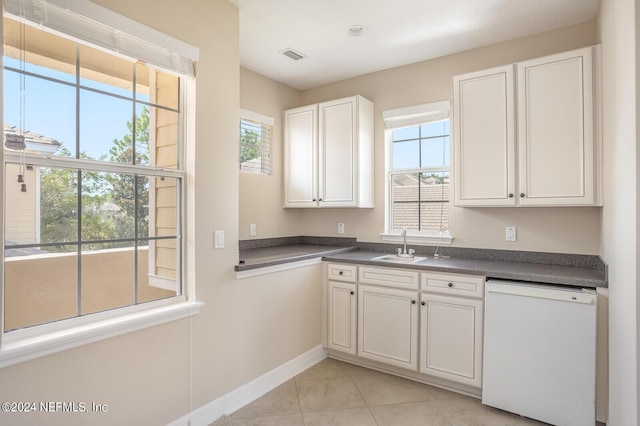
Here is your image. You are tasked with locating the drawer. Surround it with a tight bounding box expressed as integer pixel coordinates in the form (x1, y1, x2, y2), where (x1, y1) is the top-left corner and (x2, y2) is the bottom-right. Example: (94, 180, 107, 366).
(327, 263, 357, 283)
(359, 266, 419, 290)
(422, 272, 484, 298)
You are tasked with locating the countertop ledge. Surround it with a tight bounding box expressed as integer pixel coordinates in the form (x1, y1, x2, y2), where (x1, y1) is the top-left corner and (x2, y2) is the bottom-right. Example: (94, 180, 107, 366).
(236, 238, 607, 288)
(322, 250, 607, 289)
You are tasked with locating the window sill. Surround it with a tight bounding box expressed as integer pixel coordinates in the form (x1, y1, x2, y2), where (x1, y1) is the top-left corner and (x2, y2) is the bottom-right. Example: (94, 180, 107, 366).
(0, 299, 203, 368)
(379, 232, 453, 245)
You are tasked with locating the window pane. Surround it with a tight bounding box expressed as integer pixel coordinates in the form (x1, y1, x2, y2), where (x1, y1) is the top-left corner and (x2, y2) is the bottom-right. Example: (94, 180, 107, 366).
(421, 136, 450, 168)
(4, 245, 78, 332)
(3, 18, 77, 85)
(392, 174, 420, 231)
(392, 126, 419, 141)
(81, 171, 136, 242)
(81, 241, 134, 315)
(421, 120, 449, 138)
(139, 243, 178, 303)
(148, 176, 179, 292)
(80, 89, 134, 161)
(392, 140, 420, 169)
(151, 105, 180, 169)
(135, 104, 151, 166)
(391, 172, 449, 232)
(39, 166, 79, 244)
(146, 66, 179, 109)
(4, 71, 76, 157)
(79, 45, 134, 98)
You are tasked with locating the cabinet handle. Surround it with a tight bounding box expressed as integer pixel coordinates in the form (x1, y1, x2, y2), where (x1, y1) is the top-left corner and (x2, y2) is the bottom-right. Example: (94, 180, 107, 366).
(350, 291, 354, 295)
(508, 193, 514, 198)
(338, 271, 343, 275)
(319, 198, 323, 201)
(312, 198, 316, 201)
(448, 282, 453, 288)
(421, 301, 425, 306)
(411, 299, 416, 304)
(520, 193, 525, 198)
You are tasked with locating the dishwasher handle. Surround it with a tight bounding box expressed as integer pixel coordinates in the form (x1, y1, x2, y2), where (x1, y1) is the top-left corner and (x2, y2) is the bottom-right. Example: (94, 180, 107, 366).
(486, 280, 596, 305)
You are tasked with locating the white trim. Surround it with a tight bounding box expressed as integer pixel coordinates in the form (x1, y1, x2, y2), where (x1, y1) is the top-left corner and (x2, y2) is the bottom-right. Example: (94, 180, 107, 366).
(168, 345, 327, 426)
(236, 257, 322, 279)
(380, 231, 453, 245)
(0, 300, 203, 368)
(240, 109, 275, 126)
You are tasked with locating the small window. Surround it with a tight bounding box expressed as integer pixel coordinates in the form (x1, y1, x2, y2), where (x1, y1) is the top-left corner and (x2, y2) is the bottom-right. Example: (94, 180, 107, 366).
(382, 101, 452, 244)
(239, 109, 273, 175)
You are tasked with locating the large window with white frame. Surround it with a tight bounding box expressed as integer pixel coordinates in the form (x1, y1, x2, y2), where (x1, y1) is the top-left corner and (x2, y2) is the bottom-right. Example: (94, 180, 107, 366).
(382, 101, 452, 244)
(1, 0, 199, 362)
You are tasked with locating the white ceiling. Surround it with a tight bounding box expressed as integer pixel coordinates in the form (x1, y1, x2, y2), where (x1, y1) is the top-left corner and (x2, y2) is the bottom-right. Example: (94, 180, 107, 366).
(230, 0, 600, 90)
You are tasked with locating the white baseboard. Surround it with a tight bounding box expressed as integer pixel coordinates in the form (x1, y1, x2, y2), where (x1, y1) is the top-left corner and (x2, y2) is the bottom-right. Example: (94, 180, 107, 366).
(168, 345, 327, 426)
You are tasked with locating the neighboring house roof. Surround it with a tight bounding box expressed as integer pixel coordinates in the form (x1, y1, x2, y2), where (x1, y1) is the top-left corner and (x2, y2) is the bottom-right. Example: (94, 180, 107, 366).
(392, 181, 449, 232)
(4, 125, 61, 154)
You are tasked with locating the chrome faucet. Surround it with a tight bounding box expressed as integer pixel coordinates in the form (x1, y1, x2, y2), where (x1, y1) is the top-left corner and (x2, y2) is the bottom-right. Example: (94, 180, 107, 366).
(396, 228, 415, 258)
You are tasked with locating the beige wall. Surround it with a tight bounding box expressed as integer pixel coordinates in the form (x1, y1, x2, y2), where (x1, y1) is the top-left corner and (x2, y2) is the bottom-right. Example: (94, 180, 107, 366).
(239, 67, 304, 239)
(0, 1, 325, 425)
(598, 0, 639, 423)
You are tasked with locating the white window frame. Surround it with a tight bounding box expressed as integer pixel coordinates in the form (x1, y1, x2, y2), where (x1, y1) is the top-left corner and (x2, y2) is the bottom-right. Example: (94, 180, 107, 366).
(380, 101, 453, 245)
(0, 0, 202, 368)
(239, 109, 274, 175)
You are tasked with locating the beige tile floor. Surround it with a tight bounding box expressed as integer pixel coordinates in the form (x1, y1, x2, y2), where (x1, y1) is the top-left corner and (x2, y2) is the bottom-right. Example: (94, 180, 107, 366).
(212, 358, 552, 426)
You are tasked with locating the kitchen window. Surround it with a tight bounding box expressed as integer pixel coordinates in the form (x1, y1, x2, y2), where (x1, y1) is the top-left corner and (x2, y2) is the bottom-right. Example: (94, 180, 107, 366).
(239, 109, 274, 175)
(381, 101, 453, 245)
(1, 0, 201, 367)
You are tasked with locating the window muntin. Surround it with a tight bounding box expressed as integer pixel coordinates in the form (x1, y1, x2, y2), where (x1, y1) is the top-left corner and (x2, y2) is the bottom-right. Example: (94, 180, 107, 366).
(239, 110, 273, 175)
(388, 119, 450, 234)
(2, 14, 183, 333)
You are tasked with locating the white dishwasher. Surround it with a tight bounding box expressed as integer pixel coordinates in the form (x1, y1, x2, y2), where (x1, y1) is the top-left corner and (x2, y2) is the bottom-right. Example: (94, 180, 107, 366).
(482, 280, 597, 426)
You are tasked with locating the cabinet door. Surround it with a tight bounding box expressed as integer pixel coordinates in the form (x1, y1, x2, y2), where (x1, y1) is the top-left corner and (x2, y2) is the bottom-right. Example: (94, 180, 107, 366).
(420, 293, 483, 387)
(284, 105, 318, 207)
(318, 97, 356, 207)
(358, 284, 419, 370)
(454, 65, 516, 206)
(517, 47, 595, 205)
(327, 281, 357, 355)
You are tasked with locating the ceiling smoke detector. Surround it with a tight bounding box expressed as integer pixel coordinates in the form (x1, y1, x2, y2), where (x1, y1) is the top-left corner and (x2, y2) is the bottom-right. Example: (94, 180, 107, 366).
(280, 48, 306, 61)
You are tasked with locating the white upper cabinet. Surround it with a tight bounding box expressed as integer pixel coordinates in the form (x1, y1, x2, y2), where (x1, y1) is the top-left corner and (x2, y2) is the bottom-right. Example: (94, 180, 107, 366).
(454, 46, 601, 207)
(284, 95, 374, 208)
(454, 65, 516, 206)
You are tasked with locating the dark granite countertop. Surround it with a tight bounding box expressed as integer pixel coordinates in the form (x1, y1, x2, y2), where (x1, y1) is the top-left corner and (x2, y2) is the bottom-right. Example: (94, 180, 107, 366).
(322, 250, 607, 288)
(236, 237, 607, 288)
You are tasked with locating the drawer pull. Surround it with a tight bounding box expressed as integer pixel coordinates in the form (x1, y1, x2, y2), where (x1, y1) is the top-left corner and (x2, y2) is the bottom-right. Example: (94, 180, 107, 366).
(448, 282, 454, 288)
(411, 299, 416, 304)
(339, 271, 344, 275)
(350, 291, 354, 295)
(421, 301, 425, 306)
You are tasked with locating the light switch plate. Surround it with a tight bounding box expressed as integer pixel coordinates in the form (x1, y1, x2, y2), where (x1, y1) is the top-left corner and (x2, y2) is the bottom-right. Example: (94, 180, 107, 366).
(214, 230, 224, 248)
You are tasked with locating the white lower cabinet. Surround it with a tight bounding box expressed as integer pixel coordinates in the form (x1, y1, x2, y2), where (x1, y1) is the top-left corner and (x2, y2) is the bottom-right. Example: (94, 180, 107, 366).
(358, 284, 419, 370)
(419, 293, 483, 387)
(327, 280, 357, 355)
(325, 263, 485, 390)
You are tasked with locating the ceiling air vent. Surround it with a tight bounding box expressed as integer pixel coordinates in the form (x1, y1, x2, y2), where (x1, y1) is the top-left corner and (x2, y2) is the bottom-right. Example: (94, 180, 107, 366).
(280, 48, 306, 61)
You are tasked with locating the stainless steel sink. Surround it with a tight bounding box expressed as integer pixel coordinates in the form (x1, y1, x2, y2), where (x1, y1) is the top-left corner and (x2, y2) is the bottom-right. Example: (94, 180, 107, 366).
(370, 254, 427, 263)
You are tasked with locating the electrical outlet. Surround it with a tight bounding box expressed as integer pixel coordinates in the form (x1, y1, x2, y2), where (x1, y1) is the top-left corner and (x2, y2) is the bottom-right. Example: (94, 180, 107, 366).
(338, 223, 345, 234)
(506, 227, 517, 242)
(250, 224, 257, 237)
